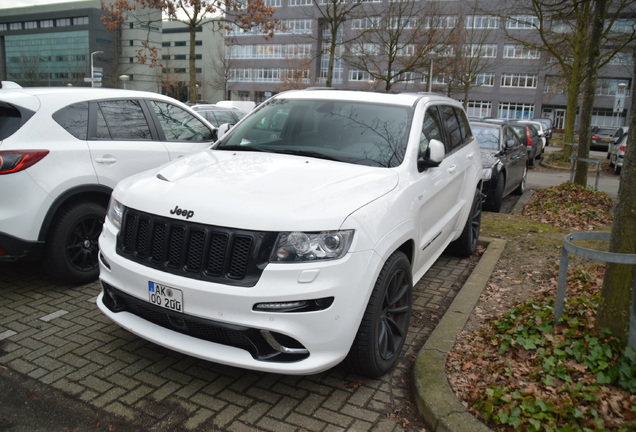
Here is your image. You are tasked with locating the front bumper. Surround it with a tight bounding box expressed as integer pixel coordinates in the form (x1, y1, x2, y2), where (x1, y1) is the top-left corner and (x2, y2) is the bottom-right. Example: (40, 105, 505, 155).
(97, 222, 380, 374)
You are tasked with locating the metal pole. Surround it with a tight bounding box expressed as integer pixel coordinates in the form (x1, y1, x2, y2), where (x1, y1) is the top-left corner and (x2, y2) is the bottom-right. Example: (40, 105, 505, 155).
(428, 58, 434, 93)
(90, 50, 103, 88)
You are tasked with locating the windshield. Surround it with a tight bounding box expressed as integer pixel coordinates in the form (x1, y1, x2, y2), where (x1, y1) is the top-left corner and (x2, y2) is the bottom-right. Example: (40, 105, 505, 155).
(215, 98, 412, 167)
(473, 125, 500, 150)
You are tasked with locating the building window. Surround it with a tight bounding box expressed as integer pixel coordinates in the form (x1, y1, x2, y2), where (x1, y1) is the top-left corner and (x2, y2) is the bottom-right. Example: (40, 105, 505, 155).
(503, 44, 540, 59)
(466, 101, 492, 118)
(352, 17, 381, 30)
(501, 73, 537, 88)
(278, 19, 313, 34)
(465, 15, 499, 29)
(40, 20, 53, 28)
(498, 102, 535, 120)
(56, 18, 71, 27)
(390, 17, 416, 29)
(473, 73, 495, 86)
(349, 69, 373, 82)
(24, 21, 37, 29)
(506, 15, 540, 29)
(162, 55, 171, 60)
(288, 0, 312, 5)
(423, 16, 457, 29)
(464, 44, 497, 58)
(174, 54, 187, 60)
(596, 78, 631, 96)
(195, 40, 202, 46)
(265, 0, 281, 6)
(544, 75, 567, 94)
(175, 41, 186, 47)
(0, 24, 7, 31)
(608, 51, 633, 65)
(162, 41, 171, 47)
(73, 16, 89, 25)
(9, 22, 22, 30)
(174, 68, 186, 73)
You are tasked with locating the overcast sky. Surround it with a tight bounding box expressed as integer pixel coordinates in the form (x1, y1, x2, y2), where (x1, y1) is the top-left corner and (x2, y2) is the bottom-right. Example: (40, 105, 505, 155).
(0, 0, 79, 9)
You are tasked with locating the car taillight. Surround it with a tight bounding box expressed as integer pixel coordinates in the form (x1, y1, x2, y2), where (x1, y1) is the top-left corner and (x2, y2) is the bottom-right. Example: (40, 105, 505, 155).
(592, 135, 599, 140)
(526, 127, 533, 147)
(0, 150, 49, 175)
(620, 145, 626, 152)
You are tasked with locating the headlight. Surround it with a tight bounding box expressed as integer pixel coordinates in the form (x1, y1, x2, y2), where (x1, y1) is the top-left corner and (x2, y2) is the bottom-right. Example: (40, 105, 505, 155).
(106, 197, 124, 229)
(270, 230, 354, 262)
(482, 168, 493, 181)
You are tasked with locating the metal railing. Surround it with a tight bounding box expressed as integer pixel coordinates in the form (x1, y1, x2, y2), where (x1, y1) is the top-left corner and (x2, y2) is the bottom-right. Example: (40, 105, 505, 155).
(556, 231, 636, 348)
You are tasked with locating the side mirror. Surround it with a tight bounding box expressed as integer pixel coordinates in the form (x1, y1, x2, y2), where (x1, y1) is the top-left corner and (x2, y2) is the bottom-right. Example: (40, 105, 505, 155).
(216, 123, 231, 140)
(418, 139, 445, 171)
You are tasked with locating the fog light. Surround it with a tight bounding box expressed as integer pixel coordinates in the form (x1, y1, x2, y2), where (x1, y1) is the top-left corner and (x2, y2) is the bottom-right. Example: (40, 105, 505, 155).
(253, 297, 334, 313)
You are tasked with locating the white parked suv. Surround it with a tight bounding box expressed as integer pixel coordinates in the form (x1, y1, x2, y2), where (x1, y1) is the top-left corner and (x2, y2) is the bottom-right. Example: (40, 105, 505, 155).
(97, 89, 483, 377)
(0, 84, 216, 284)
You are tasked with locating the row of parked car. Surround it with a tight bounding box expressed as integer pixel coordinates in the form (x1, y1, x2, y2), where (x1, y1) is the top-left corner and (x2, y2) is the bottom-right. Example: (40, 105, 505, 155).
(591, 125, 629, 175)
(469, 116, 552, 213)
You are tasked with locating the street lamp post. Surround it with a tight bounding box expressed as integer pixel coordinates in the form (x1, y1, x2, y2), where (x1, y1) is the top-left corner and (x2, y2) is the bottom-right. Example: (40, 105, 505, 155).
(90, 50, 103, 88)
(427, 51, 438, 93)
(119, 74, 130, 89)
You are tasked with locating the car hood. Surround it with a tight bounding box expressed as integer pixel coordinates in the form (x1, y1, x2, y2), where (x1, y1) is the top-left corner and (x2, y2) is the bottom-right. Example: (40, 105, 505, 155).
(115, 149, 399, 231)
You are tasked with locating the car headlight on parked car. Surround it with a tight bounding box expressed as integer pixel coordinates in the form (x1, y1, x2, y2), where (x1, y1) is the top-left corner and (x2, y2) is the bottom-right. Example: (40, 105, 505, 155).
(107, 197, 124, 230)
(270, 230, 354, 262)
(482, 168, 493, 181)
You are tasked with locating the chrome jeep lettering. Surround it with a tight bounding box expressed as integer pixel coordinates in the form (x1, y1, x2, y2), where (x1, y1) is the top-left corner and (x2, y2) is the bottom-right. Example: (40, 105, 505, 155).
(170, 205, 194, 219)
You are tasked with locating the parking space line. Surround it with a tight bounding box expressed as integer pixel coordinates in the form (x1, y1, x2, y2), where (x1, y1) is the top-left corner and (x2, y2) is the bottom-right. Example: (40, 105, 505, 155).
(0, 330, 17, 340)
(40, 310, 68, 322)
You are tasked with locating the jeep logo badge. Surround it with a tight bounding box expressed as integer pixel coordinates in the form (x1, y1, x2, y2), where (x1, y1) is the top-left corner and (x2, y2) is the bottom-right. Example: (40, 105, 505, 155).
(170, 205, 194, 219)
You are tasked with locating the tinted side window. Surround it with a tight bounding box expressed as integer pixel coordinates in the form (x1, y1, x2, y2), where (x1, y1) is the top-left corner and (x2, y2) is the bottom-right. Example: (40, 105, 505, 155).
(455, 107, 473, 145)
(0, 103, 33, 140)
(439, 105, 462, 152)
(96, 100, 152, 140)
(150, 101, 213, 141)
(53, 102, 88, 140)
(212, 110, 238, 126)
(420, 106, 444, 157)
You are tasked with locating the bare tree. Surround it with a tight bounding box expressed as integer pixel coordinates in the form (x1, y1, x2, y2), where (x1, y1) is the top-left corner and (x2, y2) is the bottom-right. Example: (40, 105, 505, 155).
(436, 9, 501, 106)
(313, 0, 367, 87)
(340, 0, 441, 92)
(496, 0, 636, 167)
(102, 0, 279, 103)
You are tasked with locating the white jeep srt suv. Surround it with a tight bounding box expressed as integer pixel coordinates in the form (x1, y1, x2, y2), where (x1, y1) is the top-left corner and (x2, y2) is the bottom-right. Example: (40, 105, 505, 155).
(97, 89, 483, 377)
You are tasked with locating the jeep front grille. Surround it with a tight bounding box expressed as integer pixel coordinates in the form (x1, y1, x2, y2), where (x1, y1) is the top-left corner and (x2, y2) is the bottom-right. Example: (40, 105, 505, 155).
(116, 208, 277, 287)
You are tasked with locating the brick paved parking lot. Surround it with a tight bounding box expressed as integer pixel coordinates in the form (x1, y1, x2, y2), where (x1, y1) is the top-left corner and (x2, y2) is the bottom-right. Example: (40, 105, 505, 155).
(0, 252, 475, 432)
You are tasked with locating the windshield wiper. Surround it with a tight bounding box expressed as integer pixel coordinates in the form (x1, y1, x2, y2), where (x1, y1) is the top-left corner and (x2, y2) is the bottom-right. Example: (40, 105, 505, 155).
(272, 149, 342, 162)
(216, 145, 268, 152)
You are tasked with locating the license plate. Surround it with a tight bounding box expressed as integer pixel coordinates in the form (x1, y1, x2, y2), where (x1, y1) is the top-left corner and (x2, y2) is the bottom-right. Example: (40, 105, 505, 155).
(148, 281, 183, 312)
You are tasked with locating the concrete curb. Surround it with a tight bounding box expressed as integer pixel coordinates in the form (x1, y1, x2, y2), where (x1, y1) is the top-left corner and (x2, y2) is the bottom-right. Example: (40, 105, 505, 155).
(412, 236, 507, 432)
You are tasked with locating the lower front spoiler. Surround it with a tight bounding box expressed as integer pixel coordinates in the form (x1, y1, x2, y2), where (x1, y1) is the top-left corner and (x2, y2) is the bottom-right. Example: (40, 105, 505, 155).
(100, 281, 309, 363)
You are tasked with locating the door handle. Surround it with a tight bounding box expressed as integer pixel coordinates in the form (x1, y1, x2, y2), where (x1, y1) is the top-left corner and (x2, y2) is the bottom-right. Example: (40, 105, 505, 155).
(466, 152, 474, 159)
(95, 156, 117, 164)
(448, 165, 457, 174)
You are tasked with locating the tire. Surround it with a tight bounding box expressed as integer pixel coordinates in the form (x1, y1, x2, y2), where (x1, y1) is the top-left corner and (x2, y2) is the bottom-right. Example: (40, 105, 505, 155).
(42, 201, 106, 285)
(615, 164, 622, 175)
(485, 175, 504, 213)
(513, 164, 527, 196)
(347, 251, 412, 378)
(528, 150, 535, 166)
(447, 187, 482, 257)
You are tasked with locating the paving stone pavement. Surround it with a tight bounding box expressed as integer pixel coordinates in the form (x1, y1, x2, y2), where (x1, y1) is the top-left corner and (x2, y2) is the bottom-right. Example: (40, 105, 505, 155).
(0, 252, 477, 432)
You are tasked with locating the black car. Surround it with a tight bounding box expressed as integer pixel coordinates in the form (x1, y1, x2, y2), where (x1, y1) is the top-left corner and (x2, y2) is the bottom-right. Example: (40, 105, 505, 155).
(482, 119, 542, 166)
(471, 121, 529, 212)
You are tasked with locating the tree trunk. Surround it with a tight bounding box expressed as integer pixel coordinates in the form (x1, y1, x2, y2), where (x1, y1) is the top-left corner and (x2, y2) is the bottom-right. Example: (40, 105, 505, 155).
(573, 0, 606, 186)
(189, 25, 197, 104)
(597, 47, 636, 340)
